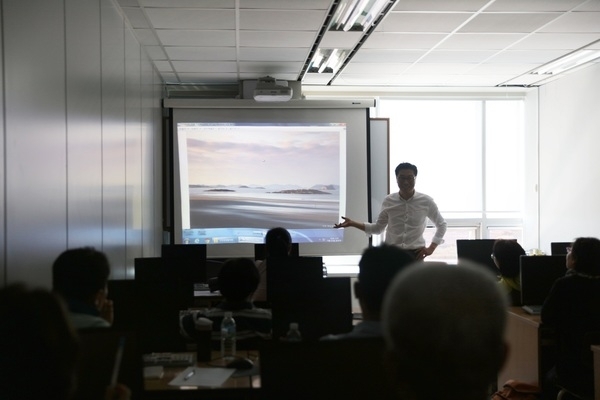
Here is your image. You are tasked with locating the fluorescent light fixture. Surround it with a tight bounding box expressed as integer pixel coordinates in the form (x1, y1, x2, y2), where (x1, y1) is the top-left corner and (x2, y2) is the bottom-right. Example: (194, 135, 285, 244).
(531, 49, 600, 75)
(308, 48, 350, 74)
(329, 0, 390, 32)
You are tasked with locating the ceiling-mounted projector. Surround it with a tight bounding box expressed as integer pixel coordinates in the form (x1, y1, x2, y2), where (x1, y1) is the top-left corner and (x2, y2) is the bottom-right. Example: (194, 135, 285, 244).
(253, 76, 293, 102)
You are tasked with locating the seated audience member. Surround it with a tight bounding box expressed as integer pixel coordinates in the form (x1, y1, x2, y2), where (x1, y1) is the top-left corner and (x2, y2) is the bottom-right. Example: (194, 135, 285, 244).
(541, 237, 600, 400)
(322, 244, 414, 340)
(0, 284, 130, 400)
(492, 239, 526, 305)
(52, 247, 113, 329)
(254, 227, 292, 302)
(181, 258, 272, 348)
(382, 261, 509, 400)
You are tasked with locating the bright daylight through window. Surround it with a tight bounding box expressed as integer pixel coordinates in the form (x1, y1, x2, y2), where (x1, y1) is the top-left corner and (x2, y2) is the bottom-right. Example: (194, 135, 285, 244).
(375, 99, 525, 262)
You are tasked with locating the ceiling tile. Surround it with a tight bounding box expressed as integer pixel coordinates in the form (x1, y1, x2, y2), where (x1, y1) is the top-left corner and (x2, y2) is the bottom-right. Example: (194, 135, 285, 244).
(139, 0, 234, 7)
(145, 45, 168, 60)
(240, 10, 325, 31)
(509, 33, 600, 50)
(171, 61, 238, 73)
(437, 33, 528, 50)
(485, 0, 587, 12)
(538, 12, 600, 33)
(132, 29, 160, 46)
(487, 49, 569, 63)
(380, 13, 473, 33)
(392, 0, 491, 12)
(460, 13, 562, 33)
(239, 31, 316, 47)
(419, 50, 498, 63)
(240, 0, 331, 10)
(146, 8, 235, 29)
(238, 47, 308, 62)
(351, 49, 427, 63)
(156, 30, 236, 46)
(165, 47, 237, 61)
(238, 61, 302, 74)
(363, 33, 446, 49)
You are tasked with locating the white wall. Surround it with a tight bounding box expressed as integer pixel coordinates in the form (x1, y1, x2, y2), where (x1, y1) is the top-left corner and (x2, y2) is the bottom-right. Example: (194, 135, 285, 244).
(538, 62, 600, 250)
(0, 0, 164, 287)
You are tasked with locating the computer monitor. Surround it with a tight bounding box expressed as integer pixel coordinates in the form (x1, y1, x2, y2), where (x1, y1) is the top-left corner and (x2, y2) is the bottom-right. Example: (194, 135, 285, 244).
(254, 242, 299, 260)
(266, 256, 353, 340)
(260, 338, 393, 400)
(551, 242, 572, 256)
(456, 239, 511, 276)
(520, 255, 567, 306)
(161, 243, 207, 283)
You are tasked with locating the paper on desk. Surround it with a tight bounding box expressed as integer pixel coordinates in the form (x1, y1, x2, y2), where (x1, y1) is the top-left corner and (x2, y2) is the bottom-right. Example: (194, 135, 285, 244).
(168, 367, 235, 387)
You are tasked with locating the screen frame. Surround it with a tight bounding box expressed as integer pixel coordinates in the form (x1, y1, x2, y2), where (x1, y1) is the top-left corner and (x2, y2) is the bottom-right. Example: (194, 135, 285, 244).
(164, 99, 375, 259)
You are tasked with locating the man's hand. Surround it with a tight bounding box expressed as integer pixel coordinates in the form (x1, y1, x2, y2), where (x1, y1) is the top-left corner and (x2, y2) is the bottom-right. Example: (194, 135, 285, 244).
(334, 216, 354, 229)
(100, 298, 114, 325)
(416, 244, 437, 260)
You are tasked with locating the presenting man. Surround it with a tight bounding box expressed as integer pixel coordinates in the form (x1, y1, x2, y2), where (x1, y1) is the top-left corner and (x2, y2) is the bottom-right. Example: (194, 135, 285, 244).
(334, 162, 446, 260)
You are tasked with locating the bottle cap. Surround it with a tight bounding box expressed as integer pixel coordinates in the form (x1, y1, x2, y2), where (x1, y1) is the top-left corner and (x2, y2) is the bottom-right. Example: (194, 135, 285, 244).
(224, 311, 233, 318)
(290, 322, 299, 330)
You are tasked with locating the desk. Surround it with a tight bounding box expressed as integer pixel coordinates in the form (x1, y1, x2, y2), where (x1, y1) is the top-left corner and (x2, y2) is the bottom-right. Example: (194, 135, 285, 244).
(499, 307, 556, 387)
(144, 351, 260, 399)
(592, 345, 600, 400)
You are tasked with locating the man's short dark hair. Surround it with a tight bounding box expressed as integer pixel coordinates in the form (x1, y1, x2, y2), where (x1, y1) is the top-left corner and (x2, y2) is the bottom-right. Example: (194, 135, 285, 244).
(358, 245, 415, 317)
(571, 237, 600, 275)
(265, 227, 292, 258)
(52, 247, 110, 303)
(394, 162, 418, 177)
(218, 258, 260, 302)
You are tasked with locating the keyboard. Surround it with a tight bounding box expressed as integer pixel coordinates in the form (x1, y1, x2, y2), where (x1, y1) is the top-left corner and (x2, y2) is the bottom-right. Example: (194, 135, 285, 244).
(522, 305, 542, 315)
(143, 352, 196, 367)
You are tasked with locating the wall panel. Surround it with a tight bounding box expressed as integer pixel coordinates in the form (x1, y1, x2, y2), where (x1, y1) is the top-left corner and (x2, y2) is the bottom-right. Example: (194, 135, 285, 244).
(101, 0, 127, 277)
(0, 4, 5, 285)
(124, 29, 143, 271)
(141, 53, 157, 258)
(538, 63, 600, 246)
(66, 0, 103, 248)
(4, 0, 67, 287)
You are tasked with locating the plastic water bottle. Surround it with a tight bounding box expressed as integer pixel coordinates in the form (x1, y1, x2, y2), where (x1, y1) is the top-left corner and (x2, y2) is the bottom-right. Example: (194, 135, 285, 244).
(220, 311, 236, 360)
(285, 322, 302, 342)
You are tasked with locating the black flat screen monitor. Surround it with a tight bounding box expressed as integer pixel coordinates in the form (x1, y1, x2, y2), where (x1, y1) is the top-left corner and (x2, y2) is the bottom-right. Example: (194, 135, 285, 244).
(161, 244, 207, 283)
(260, 338, 393, 400)
(520, 255, 567, 306)
(254, 243, 299, 260)
(551, 242, 571, 256)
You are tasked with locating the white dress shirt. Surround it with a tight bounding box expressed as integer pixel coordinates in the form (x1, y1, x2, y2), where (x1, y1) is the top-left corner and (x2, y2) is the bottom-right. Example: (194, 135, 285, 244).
(364, 191, 447, 249)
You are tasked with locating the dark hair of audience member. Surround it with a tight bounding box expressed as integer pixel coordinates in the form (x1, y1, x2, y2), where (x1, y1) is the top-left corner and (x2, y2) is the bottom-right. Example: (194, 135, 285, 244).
(265, 227, 292, 258)
(218, 258, 260, 302)
(492, 239, 526, 278)
(570, 237, 600, 275)
(52, 247, 110, 302)
(0, 284, 80, 400)
(358, 244, 414, 318)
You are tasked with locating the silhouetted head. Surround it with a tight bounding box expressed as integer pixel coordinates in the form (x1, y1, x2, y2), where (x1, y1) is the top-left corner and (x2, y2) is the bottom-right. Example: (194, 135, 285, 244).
(568, 237, 600, 276)
(218, 258, 260, 302)
(382, 261, 508, 400)
(265, 227, 292, 258)
(357, 244, 415, 319)
(0, 284, 80, 400)
(52, 247, 110, 307)
(492, 239, 526, 278)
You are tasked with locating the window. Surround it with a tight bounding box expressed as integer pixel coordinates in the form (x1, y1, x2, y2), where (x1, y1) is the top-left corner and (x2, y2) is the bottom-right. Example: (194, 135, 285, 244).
(375, 98, 525, 262)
